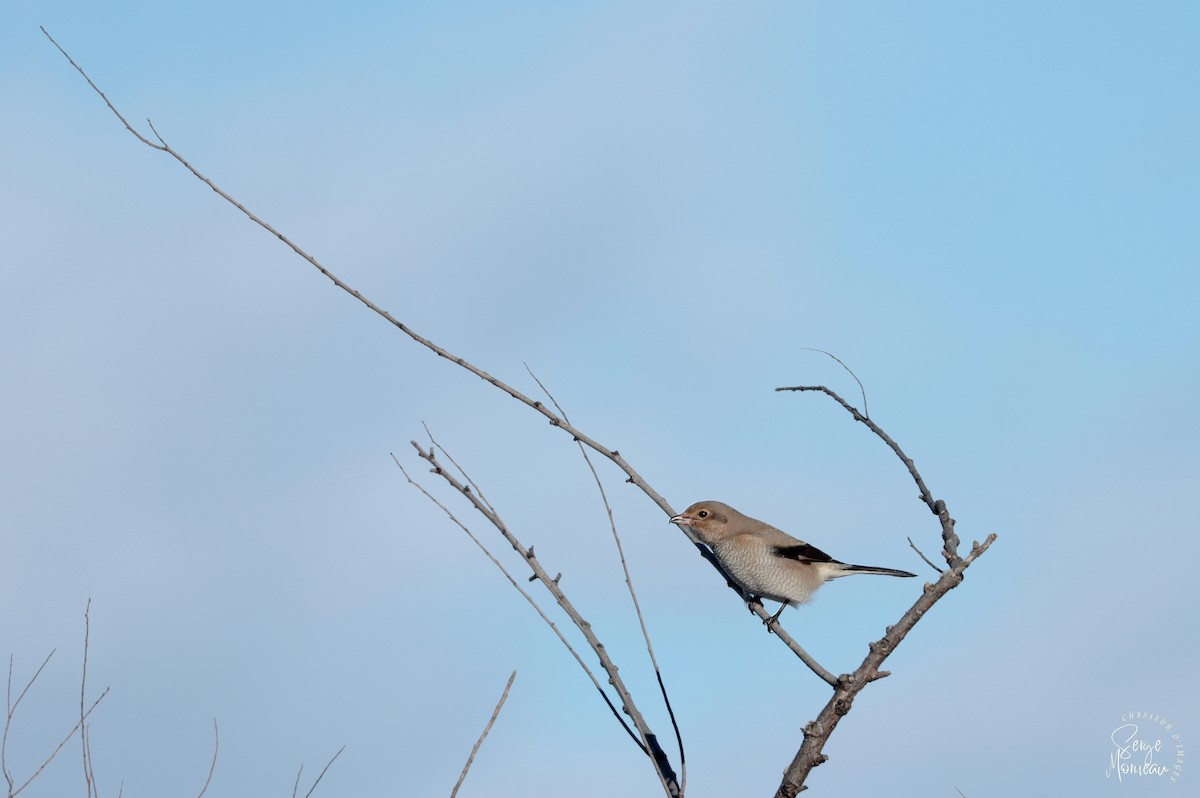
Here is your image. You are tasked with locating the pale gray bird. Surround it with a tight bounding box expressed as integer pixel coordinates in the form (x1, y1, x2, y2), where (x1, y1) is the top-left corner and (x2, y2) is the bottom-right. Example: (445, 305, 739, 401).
(669, 500, 916, 623)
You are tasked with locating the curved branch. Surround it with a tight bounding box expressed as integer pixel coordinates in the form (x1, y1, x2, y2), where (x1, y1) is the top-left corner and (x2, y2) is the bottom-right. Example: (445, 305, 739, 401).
(773, 379, 998, 795)
(776, 385, 961, 567)
(391, 454, 646, 754)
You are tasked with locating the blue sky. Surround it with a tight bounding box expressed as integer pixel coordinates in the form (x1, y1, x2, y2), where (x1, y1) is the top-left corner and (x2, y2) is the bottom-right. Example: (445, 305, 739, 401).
(3, 2, 1197, 796)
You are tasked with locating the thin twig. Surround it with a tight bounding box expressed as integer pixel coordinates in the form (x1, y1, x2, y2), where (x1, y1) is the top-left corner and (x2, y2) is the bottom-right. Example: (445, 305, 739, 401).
(450, 670, 516, 798)
(391, 455, 645, 752)
(4, 651, 56, 794)
(422, 423, 497, 517)
(302, 746, 345, 798)
(525, 365, 686, 791)
(798, 348, 870, 419)
(907, 537, 944, 574)
(291, 765, 303, 798)
(193, 720, 218, 798)
(81, 600, 95, 798)
(82, 731, 98, 798)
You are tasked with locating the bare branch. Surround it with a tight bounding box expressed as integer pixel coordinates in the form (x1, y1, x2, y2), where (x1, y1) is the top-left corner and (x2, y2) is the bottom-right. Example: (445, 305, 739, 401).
(302, 746, 344, 798)
(775, 384, 961, 567)
(797, 348, 870, 419)
(193, 720, 218, 798)
(907, 536, 944, 575)
(391, 455, 644, 751)
(422, 423, 497, 518)
(4, 648, 107, 798)
(407, 442, 679, 797)
(81, 600, 95, 798)
(291, 765, 303, 798)
(775, 533, 996, 797)
(12, 687, 109, 798)
(768, 368, 998, 794)
(4, 650, 54, 794)
(450, 670, 516, 798)
(525, 364, 686, 789)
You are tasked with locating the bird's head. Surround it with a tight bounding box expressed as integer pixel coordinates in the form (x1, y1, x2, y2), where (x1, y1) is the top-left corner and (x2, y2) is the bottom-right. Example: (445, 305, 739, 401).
(669, 501, 739, 545)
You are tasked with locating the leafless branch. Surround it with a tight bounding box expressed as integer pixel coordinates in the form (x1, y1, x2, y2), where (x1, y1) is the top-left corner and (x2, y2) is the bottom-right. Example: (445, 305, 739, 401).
(40, 29, 835, 681)
(11, 687, 109, 798)
(770, 378, 997, 796)
(776, 384, 962, 567)
(407, 442, 680, 797)
(81, 600, 96, 798)
(450, 670, 516, 798)
(797, 348, 870, 419)
(4, 650, 52, 795)
(301, 746, 344, 798)
(6, 642, 109, 798)
(390, 454, 645, 752)
(193, 720, 218, 798)
(422, 422, 499, 518)
(907, 536, 944, 574)
(525, 365, 687, 790)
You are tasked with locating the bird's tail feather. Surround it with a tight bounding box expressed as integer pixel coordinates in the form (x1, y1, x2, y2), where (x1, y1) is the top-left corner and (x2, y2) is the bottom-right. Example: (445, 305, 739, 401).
(839, 564, 917, 578)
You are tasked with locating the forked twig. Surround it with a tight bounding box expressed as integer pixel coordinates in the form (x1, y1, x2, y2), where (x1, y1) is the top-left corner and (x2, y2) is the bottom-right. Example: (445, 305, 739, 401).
(450, 670, 516, 798)
(907, 536, 944, 574)
(407, 442, 680, 797)
(11, 688, 109, 798)
(798, 348, 870, 419)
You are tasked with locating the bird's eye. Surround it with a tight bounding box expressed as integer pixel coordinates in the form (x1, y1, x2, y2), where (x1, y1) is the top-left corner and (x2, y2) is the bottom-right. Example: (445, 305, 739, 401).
(698, 510, 709, 518)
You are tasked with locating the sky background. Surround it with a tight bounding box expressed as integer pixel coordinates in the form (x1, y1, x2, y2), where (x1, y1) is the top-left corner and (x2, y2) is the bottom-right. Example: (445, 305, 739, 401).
(2, 2, 1197, 797)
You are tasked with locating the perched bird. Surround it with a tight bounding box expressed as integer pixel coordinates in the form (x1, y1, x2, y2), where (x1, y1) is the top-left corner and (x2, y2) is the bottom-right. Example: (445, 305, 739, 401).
(669, 500, 916, 623)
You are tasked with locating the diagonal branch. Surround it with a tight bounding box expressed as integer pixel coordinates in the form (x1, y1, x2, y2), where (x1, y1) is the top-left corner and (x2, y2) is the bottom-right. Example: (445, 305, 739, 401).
(301, 746, 344, 798)
(42, 28, 833, 682)
(450, 670, 516, 798)
(409, 442, 680, 797)
(774, 534, 996, 797)
(391, 454, 646, 753)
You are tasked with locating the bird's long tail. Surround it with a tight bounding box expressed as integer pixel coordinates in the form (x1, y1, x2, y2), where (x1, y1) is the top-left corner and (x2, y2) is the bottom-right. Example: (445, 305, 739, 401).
(838, 564, 917, 578)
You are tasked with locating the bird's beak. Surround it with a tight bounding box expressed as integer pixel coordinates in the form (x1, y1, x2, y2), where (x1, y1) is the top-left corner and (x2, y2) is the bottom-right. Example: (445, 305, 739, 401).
(669, 514, 689, 526)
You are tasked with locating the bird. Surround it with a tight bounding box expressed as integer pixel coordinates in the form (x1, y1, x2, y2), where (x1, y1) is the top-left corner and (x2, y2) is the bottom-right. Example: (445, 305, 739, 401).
(669, 500, 916, 624)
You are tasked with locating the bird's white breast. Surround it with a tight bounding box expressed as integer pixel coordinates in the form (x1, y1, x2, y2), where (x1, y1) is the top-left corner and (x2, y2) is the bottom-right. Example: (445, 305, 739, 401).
(712, 536, 823, 606)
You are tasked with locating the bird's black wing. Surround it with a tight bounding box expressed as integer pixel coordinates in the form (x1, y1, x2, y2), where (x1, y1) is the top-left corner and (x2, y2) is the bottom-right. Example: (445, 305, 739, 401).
(773, 542, 839, 564)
